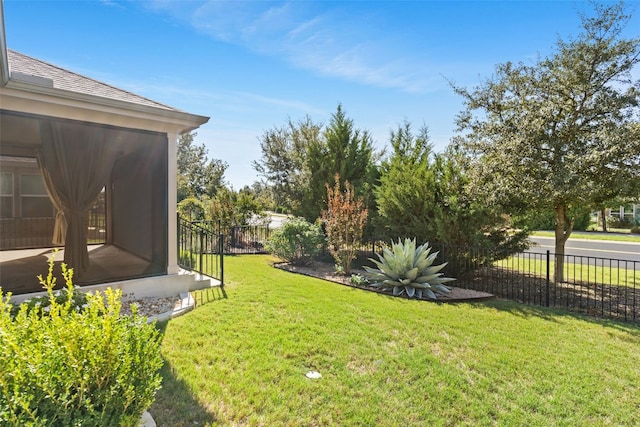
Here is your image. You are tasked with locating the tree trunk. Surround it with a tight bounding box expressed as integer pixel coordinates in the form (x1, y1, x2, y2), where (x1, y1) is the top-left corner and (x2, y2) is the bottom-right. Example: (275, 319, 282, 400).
(600, 208, 607, 232)
(554, 204, 573, 283)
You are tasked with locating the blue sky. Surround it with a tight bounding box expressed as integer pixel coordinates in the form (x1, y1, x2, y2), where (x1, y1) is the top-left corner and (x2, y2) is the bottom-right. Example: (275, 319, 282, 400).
(4, 1, 639, 189)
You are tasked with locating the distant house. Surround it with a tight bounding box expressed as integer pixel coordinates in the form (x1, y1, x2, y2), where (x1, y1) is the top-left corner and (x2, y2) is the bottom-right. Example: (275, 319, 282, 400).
(0, 11, 212, 298)
(598, 203, 640, 227)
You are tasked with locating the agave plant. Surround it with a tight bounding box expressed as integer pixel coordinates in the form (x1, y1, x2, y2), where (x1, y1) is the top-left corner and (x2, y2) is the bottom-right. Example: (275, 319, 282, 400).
(363, 238, 455, 300)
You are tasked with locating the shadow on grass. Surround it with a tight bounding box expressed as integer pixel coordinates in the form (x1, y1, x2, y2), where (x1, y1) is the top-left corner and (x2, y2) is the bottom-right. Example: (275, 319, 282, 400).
(451, 265, 640, 328)
(149, 321, 218, 427)
(470, 298, 640, 337)
(192, 285, 227, 307)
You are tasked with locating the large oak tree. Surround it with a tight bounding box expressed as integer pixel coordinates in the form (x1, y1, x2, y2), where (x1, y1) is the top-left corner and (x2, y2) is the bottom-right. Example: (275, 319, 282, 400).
(454, 2, 640, 282)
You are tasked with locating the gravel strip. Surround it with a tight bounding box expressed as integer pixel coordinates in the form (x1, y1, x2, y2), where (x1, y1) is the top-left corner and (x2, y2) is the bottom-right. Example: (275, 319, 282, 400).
(120, 296, 186, 318)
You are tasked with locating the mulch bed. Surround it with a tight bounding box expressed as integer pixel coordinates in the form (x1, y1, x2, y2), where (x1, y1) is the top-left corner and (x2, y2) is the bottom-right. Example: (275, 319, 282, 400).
(274, 261, 494, 303)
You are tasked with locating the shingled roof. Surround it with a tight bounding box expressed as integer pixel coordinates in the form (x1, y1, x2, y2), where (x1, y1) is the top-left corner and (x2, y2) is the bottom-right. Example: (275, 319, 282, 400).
(7, 49, 179, 111)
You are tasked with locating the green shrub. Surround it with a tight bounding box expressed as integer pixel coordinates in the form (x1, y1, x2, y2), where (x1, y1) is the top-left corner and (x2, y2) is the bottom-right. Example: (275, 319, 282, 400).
(178, 196, 206, 221)
(350, 274, 369, 286)
(631, 226, 640, 234)
(0, 257, 163, 427)
(606, 215, 632, 228)
(364, 238, 455, 299)
(512, 206, 592, 231)
(265, 217, 324, 265)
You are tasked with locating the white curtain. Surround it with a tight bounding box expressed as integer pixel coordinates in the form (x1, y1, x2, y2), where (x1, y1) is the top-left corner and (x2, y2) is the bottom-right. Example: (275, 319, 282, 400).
(38, 120, 120, 274)
(36, 152, 67, 246)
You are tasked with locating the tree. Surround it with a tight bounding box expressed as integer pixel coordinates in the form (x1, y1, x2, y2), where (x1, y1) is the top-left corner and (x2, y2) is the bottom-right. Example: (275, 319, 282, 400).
(588, 146, 640, 231)
(253, 105, 379, 222)
(374, 122, 440, 242)
(374, 123, 528, 272)
(252, 116, 321, 214)
(305, 104, 379, 222)
(321, 174, 368, 275)
(205, 187, 265, 228)
(177, 197, 206, 221)
(453, 2, 640, 282)
(234, 188, 266, 225)
(242, 181, 278, 212)
(177, 132, 228, 201)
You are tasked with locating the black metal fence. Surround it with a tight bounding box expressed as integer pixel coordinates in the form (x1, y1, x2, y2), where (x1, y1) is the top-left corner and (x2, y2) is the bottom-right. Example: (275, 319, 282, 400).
(192, 221, 271, 255)
(177, 216, 224, 284)
(176, 221, 640, 324)
(332, 241, 639, 325)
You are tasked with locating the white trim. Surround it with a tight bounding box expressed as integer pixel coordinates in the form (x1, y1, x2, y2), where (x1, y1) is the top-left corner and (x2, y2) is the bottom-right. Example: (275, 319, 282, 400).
(0, 0, 9, 87)
(0, 84, 208, 134)
(8, 272, 215, 304)
(167, 132, 179, 274)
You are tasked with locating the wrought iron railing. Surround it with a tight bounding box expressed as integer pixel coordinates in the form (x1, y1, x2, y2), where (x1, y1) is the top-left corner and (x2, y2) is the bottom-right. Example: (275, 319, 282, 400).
(177, 216, 224, 284)
(192, 221, 271, 255)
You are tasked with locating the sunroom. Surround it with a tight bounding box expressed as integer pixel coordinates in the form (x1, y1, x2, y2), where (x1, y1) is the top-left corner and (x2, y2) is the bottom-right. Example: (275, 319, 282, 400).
(0, 48, 209, 297)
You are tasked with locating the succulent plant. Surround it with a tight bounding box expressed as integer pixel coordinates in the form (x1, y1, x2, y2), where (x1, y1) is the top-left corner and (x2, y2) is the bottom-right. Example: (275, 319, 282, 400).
(363, 238, 455, 299)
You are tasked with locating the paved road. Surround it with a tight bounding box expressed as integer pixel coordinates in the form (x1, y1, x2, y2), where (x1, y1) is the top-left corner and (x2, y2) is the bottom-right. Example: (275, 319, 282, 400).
(529, 236, 640, 262)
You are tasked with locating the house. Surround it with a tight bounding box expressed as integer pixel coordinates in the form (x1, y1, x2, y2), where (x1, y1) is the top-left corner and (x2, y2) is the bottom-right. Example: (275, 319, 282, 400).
(597, 203, 640, 228)
(0, 7, 215, 301)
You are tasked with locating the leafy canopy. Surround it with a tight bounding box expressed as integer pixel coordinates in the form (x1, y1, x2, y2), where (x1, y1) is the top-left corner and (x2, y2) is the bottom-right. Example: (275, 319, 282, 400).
(453, 1, 640, 280)
(254, 104, 379, 222)
(177, 132, 228, 201)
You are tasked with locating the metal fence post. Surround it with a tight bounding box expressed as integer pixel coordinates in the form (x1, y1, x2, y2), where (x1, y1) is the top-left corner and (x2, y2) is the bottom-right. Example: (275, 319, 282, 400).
(546, 250, 550, 307)
(219, 232, 225, 287)
(199, 229, 204, 273)
(177, 212, 181, 265)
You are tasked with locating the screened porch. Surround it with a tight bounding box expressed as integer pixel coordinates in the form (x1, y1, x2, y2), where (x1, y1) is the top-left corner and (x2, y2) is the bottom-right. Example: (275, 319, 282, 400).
(0, 110, 169, 295)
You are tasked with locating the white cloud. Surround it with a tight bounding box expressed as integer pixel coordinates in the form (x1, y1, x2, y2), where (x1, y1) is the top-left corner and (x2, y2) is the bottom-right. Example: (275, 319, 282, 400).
(99, 0, 125, 8)
(147, 0, 442, 94)
(87, 71, 325, 117)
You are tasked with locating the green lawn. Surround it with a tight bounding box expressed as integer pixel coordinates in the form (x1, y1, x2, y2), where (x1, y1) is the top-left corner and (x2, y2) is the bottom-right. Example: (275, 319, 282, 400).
(151, 255, 640, 426)
(532, 230, 640, 242)
(494, 255, 639, 288)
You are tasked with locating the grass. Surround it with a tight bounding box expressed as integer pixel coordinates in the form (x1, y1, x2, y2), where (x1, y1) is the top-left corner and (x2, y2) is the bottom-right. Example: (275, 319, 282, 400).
(532, 230, 640, 242)
(494, 255, 639, 288)
(151, 255, 640, 426)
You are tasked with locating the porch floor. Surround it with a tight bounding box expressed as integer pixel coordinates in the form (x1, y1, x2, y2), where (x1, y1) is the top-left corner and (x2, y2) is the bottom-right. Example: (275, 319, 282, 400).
(0, 245, 152, 295)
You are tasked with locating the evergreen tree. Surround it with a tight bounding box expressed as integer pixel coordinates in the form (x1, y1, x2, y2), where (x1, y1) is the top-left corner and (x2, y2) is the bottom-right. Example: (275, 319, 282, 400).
(374, 122, 439, 242)
(304, 104, 378, 222)
(374, 123, 528, 272)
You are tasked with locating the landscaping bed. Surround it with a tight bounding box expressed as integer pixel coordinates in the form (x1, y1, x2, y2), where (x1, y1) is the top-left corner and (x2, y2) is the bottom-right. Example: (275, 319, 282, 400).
(275, 261, 494, 302)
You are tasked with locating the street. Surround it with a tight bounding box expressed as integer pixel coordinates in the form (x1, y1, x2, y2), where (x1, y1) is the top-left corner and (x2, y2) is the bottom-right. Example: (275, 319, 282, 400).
(529, 236, 640, 262)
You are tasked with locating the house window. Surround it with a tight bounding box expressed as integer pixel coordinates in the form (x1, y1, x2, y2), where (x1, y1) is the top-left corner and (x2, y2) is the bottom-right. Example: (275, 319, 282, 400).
(20, 174, 54, 218)
(0, 172, 14, 217)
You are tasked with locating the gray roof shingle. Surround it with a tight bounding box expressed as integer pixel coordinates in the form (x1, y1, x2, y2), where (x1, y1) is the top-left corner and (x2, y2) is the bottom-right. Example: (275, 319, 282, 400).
(7, 49, 180, 111)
